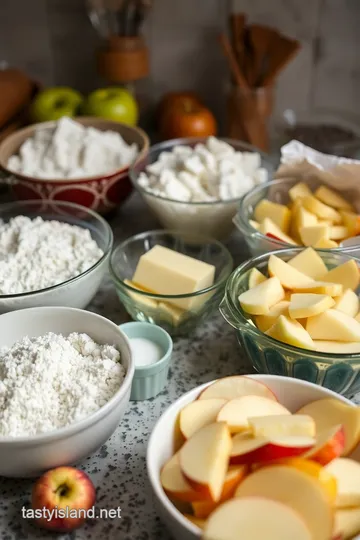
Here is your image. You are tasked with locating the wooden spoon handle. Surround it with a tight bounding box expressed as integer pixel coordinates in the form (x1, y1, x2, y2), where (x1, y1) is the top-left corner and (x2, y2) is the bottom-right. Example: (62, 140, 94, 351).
(218, 33, 249, 90)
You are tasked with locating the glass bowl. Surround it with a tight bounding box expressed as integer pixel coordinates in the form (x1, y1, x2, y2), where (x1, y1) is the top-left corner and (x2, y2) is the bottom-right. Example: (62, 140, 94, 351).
(234, 177, 359, 256)
(109, 230, 233, 336)
(129, 137, 274, 241)
(219, 247, 360, 397)
(0, 200, 113, 313)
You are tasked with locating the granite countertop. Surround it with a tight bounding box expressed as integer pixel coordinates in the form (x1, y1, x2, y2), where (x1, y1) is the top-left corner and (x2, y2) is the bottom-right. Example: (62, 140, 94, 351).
(0, 192, 255, 540)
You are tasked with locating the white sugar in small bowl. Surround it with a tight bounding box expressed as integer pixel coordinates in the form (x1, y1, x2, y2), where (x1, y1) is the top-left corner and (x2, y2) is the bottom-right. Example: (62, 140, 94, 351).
(0, 306, 135, 477)
(0, 200, 113, 314)
(147, 375, 355, 540)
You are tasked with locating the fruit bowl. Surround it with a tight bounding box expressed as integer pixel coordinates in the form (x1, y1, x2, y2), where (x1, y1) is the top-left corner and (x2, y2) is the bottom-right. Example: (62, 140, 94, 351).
(0, 117, 149, 215)
(147, 374, 355, 540)
(220, 248, 360, 396)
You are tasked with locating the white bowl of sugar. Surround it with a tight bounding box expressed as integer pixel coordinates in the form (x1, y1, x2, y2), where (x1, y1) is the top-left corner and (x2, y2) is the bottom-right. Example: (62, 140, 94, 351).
(0, 306, 135, 477)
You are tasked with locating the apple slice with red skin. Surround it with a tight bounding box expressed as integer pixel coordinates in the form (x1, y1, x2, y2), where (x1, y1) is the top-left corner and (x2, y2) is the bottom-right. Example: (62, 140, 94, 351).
(203, 496, 312, 540)
(179, 422, 232, 503)
(160, 452, 205, 502)
(234, 465, 333, 540)
(192, 465, 247, 519)
(217, 395, 290, 433)
(248, 414, 316, 439)
(230, 432, 314, 465)
(303, 425, 345, 466)
(297, 398, 360, 456)
(197, 376, 278, 402)
(179, 398, 227, 440)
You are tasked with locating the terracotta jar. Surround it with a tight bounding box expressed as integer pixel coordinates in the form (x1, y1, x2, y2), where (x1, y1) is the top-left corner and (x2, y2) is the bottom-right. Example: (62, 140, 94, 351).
(97, 36, 149, 83)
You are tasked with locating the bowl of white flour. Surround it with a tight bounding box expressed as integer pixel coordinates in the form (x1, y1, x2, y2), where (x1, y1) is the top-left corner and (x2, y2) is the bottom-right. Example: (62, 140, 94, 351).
(0, 117, 149, 215)
(0, 306, 135, 477)
(0, 200, 113, 313)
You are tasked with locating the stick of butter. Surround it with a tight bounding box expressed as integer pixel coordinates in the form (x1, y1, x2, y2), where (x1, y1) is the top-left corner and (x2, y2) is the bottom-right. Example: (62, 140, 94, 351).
(124, 279, 158, 309)
(132, 245, 215, 310)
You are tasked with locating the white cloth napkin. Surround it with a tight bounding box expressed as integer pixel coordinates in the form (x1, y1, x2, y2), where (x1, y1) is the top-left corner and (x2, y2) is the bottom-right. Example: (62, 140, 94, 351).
(275, 140, 360, 211)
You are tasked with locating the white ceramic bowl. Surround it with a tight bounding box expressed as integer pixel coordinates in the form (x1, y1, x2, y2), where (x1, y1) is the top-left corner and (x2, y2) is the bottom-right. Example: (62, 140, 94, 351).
(0, 200, 113, 313)
(0, 307, 135, 477)
(147, 374, 354, 540)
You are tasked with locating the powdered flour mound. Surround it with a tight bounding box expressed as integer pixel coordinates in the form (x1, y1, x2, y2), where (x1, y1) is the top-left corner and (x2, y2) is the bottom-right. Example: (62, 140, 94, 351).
(0, 332, 125, 437)
(0, 215, 103, 294)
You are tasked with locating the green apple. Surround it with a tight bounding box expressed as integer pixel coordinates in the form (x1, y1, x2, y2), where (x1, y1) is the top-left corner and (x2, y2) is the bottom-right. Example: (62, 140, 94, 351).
(30, 87, 84, 123)
(83, 87, 139, 125)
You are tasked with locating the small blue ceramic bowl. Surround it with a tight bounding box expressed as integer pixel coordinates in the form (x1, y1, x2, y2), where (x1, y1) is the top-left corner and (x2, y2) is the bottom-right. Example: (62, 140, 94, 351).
(119, 322, 173, 400)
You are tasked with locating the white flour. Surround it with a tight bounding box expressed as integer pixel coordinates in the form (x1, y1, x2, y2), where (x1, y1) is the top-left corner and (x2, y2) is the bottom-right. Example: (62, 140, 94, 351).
(0, 215, 104, 294)
(0, 332, 125, 437)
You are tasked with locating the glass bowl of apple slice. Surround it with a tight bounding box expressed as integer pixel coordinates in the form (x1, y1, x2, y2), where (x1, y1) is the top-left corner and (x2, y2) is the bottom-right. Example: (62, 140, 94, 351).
(220, 247, 360, 396)
(147, 373, 360, 540)
(234, 177, 360, 257)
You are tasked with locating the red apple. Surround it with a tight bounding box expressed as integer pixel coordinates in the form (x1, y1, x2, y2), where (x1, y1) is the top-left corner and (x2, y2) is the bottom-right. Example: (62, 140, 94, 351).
(31, 466, 96, 532)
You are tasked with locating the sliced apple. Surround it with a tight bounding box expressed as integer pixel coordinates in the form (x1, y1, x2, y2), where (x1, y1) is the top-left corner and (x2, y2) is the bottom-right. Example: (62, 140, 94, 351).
(248, 414, 316, 438)
(314, 186, 353, 211)
(217, 395, 290, 433)
(314, 238, 339, 249)
(303, 425, 345, 466)
(249, 219, 260, 231)
(330, 226, 349, 241)
(288, 247, 328, 280)
(179, 422, 232, 502)
(198, 376, 278, 402)
(254, 200, 291, 233)
(314, 341, 360, 354)
(179, 398, 227, 439)
(230, 432, 314, 464)
(260, 217, 298, 245)
(238, 276, 285, 315)
(289, 293, 335, 319)
(321, 260, 360, 291)
(268, 255, 313, 289)
(334, 507, 360, 540)
(255, 301, 290, 332)
(289, 182, 313, 202)
(203, 496, 312, 540)
(266, 315, 315, 350)
(300, 225, 330, 246)
(192, 465, 247, 518)
(248, 267, 267, 289)
(160, 452, 205, 502)
(302, 194, 342, 223)
(340, 210, 360, 236)
(326, 458, 360, 508)
(334, 288, 360, 317)
(295, 207, 318, 237)
(292, 281, 343, 296)
(182, 513, 205, 529)
(297, 398, 360, 456)
(234, 465, 333, 540)
(306, 309, 360, 342)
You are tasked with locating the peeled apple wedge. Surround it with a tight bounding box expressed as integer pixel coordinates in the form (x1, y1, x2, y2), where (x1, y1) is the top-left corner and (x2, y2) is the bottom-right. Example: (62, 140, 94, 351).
(306, 309, 360, 342)
(302, 194, 342, 223)
(313, 237, 339, 249)
(289, 293, 335, 319)
(288, 247, 328, 280)
(268, 255, 313, 289)
(334, 507, 360, 540)
(325, 458, 360, 508)
(217, 395, 290, 433)
(254, 200, 291, 233)
(259, 218, 298, 245)
(202, 497, 312, 540)
(329, 226, 349, 240)
(314, 185, 354, 211)
(292, 281, 343, 296)
(266, 315, 315, 350)
(179, 422, 232, 502)
(294, 207, 318, 238)
(289, 182, 312, 202)
(300, 225, 330, 247)
(297, 398, 360, 456)
(235, 465, 333, 540)
(340, 210, 360, 236)
(248, 414, 316, 438)
(334, 288, 360, 317)
(179, 398, 227, 439)
(248, 267, 267, 289)
(255, 301, 290, 332)
(160, 452, 205, 502)
(314, 341, 360, 354)
(238, 276, 285, 315)
(198, 376, 278, 402)
(321, 260, 360, 291)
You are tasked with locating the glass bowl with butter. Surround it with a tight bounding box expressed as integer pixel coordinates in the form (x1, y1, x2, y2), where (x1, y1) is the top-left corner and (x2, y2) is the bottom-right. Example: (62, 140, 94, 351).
(109, 230, 233, 336)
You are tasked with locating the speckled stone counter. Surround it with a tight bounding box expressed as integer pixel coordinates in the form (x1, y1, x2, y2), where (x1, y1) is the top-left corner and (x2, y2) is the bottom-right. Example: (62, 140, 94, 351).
(0, 193, 358, 540)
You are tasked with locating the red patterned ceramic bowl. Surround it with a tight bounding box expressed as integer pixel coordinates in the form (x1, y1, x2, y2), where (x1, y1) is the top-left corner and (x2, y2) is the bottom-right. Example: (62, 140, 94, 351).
(0, 117, 149, 215)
